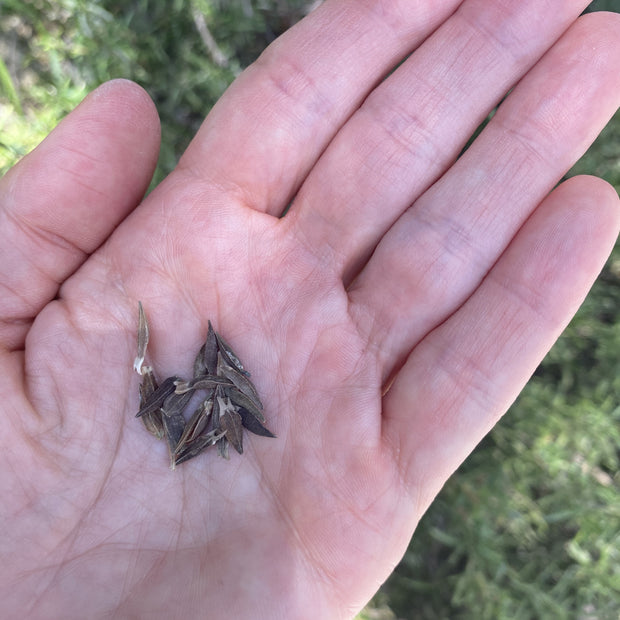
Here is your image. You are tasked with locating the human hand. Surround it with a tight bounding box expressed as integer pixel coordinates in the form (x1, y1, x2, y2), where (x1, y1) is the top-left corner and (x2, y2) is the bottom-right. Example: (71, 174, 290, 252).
(2, 2, 619, 618)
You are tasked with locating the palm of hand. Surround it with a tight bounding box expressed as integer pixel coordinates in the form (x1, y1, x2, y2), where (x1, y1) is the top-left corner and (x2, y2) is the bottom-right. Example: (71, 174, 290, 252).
(2, 4, 620, 619)
(11, 164, 401, 619)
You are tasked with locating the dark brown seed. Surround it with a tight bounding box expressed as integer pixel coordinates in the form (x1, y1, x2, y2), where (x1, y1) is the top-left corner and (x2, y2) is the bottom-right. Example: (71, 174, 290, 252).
(214, 331, 250, 376)
(174, 397, 214, 454)
(193, 343, 207, 378)
(217, 355, 263, 410)
(163, 413, 186, 444)
(217, 436, 230, 460)
(135, 306, 165, 438)
(217, 397, 244, 454)
(211, 385, 222, 424)
(174, 430, 225, 465)
(141, 411, 164, 439)
(211, 386, 230, 459)
(224, 386, 266, 423)
(161, 390, 194, 418)
(139, 367, 165, 439)
(163, 412, 186, 468)
(136, 376, 180, 417)
(237, 406, 276, 438)
(139, 366, 158, 402)
(135, 308, 274, 466)
(204, 321, 219, 375)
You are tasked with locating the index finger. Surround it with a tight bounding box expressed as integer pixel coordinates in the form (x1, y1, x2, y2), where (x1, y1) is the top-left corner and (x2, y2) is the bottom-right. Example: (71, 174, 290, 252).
(178, 0, 463, 214)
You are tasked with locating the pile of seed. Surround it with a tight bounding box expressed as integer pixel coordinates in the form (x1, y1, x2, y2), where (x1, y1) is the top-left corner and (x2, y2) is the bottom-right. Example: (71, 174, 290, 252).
(134, 303, 275, 468)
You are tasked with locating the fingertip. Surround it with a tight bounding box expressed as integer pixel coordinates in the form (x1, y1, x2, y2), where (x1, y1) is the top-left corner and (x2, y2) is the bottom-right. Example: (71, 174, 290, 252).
(82, 78, 161, 167)
(577, 9, 620, 40)
(557, 174, 620, 230)
(91, 79, 160, 125)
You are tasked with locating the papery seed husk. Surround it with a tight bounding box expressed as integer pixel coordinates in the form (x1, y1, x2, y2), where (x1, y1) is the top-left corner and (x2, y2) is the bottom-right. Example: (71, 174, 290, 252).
(173, 380, 192, 395)
(136, 376, 180, 417)
(134, 301, 149, 375)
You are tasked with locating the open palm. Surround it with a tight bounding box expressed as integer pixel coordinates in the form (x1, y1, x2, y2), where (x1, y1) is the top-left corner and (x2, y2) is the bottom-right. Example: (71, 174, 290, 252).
(2, 3, 620, 619)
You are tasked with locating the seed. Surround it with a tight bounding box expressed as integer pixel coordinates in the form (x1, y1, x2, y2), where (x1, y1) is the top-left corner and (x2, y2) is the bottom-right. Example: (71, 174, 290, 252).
(134, 304, 275, 466)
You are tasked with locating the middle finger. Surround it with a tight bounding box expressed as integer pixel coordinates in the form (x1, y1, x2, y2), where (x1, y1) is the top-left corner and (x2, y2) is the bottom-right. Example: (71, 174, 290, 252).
(285, 0, 590, 282)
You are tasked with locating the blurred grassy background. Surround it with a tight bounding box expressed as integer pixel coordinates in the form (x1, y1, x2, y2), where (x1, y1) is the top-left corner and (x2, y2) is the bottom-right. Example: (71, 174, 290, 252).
(1, 1, 619, 618)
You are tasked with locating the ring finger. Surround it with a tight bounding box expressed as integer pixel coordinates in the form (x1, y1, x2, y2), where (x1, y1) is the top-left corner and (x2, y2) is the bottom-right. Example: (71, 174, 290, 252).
(350, 13, 620, 380)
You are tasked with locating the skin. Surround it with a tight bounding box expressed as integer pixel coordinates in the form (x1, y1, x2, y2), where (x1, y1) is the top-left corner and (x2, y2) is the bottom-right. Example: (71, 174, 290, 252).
(1, 1, 620, 618)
